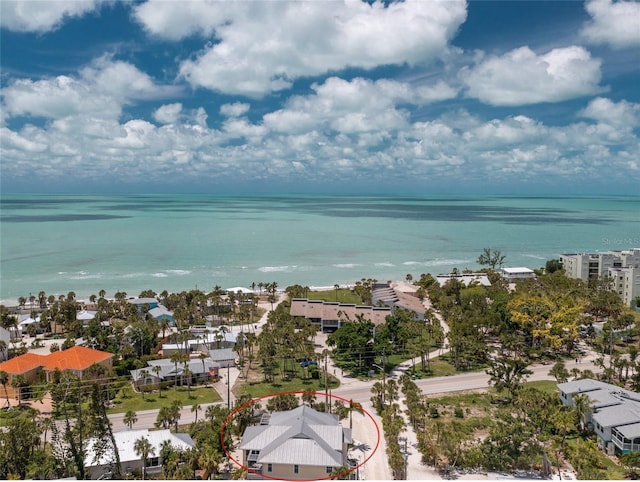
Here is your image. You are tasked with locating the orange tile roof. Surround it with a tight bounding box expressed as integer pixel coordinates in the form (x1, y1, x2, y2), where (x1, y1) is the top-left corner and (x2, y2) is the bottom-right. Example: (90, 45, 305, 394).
(0, 353, 47, 374)
(0, 346, 113, 375)
(43, 346, 113, 371)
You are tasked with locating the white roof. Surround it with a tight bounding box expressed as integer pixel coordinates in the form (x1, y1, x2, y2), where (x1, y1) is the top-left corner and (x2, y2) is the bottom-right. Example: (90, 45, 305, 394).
(239, 406, 348, 467)
(501, 267, 534, 274)
(128, 297, 158, 305)
(225, 287, 254, 293)
(18, 316, 40, 326)
(436, 274, 491, 287)
(149, 306, 172, 318)
(85, 429, 195, 467)
(77, 310, 97, 320)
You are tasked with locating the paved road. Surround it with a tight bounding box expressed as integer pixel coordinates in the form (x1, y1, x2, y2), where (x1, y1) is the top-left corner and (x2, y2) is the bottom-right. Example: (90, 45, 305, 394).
(103, 288, 604, 480)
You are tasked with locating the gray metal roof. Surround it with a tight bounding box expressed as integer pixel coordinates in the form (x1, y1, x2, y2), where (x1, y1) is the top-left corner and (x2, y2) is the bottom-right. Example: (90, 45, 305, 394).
(558, 379, 614, 395)
(131, 357, 219, 380)
(560, 379, 640, 430)
(593, 405, 640, 429)
(615, 422, 640, 440)
(239, 406, 347, 468)
(208, 348, 235, 361)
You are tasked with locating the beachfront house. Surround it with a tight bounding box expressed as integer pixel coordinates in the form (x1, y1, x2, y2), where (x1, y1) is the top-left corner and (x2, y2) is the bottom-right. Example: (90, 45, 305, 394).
(435, 273, 492, 287)
(290, 299, 391, 332)
(558, 379, 640, 454)
(17, 314, 42, 336)
(127, 297, 160, 313)
(76, 310, 97, 326)
(499, 267, 536, 282)
(0, 346, 113, 400)
(239, 405, 352, 480)
(84, 428, 196, 479)
(149, 305, 175, 325)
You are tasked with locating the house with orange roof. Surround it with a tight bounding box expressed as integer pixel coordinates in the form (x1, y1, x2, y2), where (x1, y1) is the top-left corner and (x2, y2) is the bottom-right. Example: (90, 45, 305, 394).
(0, 346, 113, 400)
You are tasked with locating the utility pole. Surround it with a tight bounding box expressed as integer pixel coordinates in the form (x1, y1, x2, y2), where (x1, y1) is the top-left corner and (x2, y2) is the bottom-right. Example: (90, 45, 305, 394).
(227, 363, 231, 410)
(324, 350, 329, 408)
(399, 436, 408, 479)
(382, 346, 386, 405)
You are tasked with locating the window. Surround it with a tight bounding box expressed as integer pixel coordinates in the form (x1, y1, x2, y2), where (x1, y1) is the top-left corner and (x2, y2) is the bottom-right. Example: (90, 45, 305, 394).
(326, 467, 333, 474)
(148, 457, 160, 467)
(294, 465, 299, 474)
(267, 464, 272, 473)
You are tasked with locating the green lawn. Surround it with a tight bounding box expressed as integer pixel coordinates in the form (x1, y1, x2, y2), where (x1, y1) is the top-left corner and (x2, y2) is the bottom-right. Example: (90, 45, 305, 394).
(306, 289, 363, 304)
(107, 384, 222, 414)
(235, 360, 340, 398)
(235, 375, 340, 399)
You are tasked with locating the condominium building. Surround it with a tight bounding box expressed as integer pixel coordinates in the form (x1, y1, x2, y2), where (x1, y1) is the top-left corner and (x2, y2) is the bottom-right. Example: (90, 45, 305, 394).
(608, 266, 640, 308)
(560, 249, 640, 307)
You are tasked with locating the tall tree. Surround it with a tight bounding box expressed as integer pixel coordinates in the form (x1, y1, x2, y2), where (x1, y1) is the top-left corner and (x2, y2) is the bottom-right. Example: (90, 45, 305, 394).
(124, 410, 138, 430)
(486, 355, 532, 401)
(0, 370, 9, 408)
(134, 436, 155, 480)
(477, 248, 506, 270)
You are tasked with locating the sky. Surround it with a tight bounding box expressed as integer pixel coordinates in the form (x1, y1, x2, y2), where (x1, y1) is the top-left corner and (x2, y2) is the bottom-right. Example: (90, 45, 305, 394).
(1, 0, 639, 195)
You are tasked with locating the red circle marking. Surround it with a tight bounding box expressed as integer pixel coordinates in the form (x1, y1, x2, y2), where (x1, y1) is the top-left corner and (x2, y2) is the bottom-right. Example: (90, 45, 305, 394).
(221, 390, 380, 481)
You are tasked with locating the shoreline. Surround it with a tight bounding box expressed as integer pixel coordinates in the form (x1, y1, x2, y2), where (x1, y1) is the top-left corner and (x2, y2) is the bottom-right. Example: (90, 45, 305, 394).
(1, 281, 416, 308)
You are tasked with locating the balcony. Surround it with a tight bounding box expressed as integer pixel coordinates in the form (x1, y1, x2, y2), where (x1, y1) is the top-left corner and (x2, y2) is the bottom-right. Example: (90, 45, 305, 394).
(611, 430, 640, 453)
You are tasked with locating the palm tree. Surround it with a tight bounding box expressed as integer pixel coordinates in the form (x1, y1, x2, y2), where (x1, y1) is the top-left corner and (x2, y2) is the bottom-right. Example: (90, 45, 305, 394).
(0, 340, 7, 362)
(0, 370, 9, 407)
(552, 407, 575, 451)
(159, 318, 171, 339)
(171, 352, 182, 388)
(12, 374, 27, 405)
(191, 403, 201, 423)
(334, 284, 340, 301)
(140, 369, 150, 400)
(184, 367, 193, 397)
(134, 436, 155, 480)
(124, 410, 138, 430)
(573, 393, 592, 431)
(152, 365, 163, 397)
(199, 352, 208, 384)
(347, 399, 364, 430)
(198, 446, 222, 480)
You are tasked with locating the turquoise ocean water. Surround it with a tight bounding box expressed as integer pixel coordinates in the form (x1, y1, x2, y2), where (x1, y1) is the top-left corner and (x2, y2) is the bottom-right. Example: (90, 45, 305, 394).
(1, 194, 638, 303)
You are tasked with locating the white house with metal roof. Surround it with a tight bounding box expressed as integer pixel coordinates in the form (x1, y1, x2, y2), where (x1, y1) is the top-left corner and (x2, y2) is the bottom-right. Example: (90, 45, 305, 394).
(239, 405, 352, 480)
(558, 379, 640, 454)
(130, 356, 220, 390)
(84, 428, 196, 479)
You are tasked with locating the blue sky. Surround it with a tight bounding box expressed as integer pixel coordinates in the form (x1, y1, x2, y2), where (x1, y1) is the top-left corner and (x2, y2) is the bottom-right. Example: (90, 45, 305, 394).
(1, 0, 639, 195)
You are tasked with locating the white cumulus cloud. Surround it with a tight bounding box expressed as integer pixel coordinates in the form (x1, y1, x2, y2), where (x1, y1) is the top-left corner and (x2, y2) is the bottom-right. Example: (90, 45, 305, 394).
(1, 56, 179, 121)
(462, 46, 604, 106)
(580, 97, 640, 128)
(158, 0, 468, 97)
(0, 0, 103, 32)
(153, 103, 183, 124)
(581, 0, 640, 49)
(220, 103, 250, 118)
